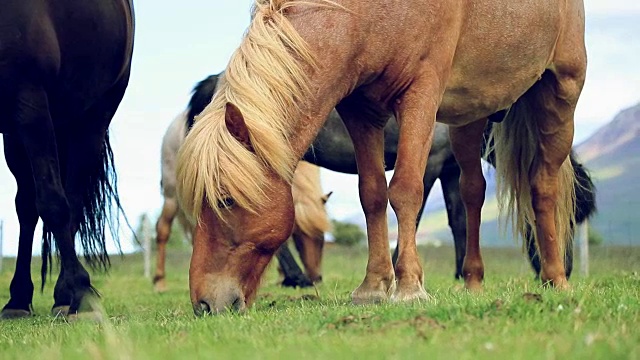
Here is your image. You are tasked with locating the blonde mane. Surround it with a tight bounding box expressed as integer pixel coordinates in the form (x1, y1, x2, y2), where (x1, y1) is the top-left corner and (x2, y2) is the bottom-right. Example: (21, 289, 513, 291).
(176, 0, 318, 220)
(292, 161, 331, 238)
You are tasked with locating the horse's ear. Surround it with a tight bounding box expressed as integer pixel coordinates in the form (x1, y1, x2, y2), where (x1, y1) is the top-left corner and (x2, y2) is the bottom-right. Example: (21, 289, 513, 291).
(225, 102, 253, 150)
(321, 191, 333, 204)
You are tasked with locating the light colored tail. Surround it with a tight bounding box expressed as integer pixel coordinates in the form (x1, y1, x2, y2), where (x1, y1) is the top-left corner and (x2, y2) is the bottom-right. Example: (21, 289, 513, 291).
(488, 98, 576, 262)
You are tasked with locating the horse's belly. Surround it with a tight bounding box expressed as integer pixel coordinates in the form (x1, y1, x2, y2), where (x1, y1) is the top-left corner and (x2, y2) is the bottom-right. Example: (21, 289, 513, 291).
(437, 76, 540, 125)
(436, 0, 563, 125)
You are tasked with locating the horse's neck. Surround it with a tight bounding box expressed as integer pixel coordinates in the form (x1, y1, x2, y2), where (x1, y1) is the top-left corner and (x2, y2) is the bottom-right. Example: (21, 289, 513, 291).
(288, 72, 355, 164)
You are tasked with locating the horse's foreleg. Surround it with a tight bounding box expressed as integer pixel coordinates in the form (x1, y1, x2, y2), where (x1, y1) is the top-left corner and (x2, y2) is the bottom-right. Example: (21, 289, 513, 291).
(449, 119, 487, 291)
(154, 198, 178, 292)
(276, 241, 313, 288)
(339, 106, 394, 305)
(0, 137, 38, 319)
(388, 76, 450, 303)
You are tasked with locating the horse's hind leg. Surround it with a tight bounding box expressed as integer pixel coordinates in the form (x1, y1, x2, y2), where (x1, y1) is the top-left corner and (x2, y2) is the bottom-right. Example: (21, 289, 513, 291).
(12, 84, 96, 317)
(528, 70, 583, 288)
(53, 78, 129, 316)
(439, 159, 467, 280)
(0, 136, 38, 319)
(449, 119, 488, 291)
(154, 197, 178, 292)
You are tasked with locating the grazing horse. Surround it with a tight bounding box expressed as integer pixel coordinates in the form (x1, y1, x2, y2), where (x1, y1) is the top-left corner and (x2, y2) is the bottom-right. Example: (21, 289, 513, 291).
(0, 0, 135, 319)
(305, 114, 597, 279)
(178, 0, 586, 314)
(154, 85, 331, 290)
(184, 73, 596, 280)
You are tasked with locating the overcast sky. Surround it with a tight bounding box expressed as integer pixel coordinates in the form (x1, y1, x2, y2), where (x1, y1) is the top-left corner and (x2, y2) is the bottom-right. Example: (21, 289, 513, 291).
(0, 0, 639, 257)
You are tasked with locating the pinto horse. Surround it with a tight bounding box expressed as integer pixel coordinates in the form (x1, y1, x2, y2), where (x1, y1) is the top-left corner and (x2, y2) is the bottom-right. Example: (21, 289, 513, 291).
(0, 0, 135, 319)
(178, 0, 586, 314)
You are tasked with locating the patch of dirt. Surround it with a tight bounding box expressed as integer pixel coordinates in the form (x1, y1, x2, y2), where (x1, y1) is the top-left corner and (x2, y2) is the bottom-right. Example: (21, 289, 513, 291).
(522, 293, 543, 303)
(326, 313, 379, 329)
(491, 299, 504, 310)
(373, 314, 445, 340)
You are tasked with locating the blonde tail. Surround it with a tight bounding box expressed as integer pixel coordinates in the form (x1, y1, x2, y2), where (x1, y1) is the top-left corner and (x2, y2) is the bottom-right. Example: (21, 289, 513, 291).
(487, 97, 576, 264)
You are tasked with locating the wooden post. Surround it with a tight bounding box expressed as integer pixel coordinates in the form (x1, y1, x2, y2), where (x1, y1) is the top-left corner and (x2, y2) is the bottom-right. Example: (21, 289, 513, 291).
(578, 220, 589, 277)
(0, 220, 3, 273)
(142, 215, 152, 279)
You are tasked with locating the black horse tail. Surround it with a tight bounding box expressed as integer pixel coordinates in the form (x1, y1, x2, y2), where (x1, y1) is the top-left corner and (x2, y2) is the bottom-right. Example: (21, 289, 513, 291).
(571, 153, 597, 223)
(41, 131, 127, 290)
(186, 73, 221, 131)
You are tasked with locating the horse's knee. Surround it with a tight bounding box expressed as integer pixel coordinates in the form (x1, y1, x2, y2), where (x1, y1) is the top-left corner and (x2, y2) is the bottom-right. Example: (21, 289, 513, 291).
(156, 217, 171, 244)
(359, 174, 388, 216)
(388, 176, 423, 212)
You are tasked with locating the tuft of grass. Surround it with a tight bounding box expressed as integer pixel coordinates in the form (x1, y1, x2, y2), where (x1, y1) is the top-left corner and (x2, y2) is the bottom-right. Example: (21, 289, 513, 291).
(0, 246, 638, 359)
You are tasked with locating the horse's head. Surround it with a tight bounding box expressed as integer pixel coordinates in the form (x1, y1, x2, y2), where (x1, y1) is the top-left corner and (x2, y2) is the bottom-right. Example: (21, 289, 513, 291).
(185, 103, 296, 316)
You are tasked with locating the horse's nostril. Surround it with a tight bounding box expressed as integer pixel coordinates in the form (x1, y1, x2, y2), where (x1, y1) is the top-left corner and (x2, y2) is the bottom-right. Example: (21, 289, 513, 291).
(195, 301, 211, 316)
(230, 296, 246, 312)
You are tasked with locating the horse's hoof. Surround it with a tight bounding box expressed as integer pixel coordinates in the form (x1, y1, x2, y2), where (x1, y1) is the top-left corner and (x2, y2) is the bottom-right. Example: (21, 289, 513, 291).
(154, 279, 168, 293)
(281, 275, 313, 288)
(351, 278, 395, 305)
(390, 283, 434, 303)
(67, 311, 105, 323)
(51, 306, 70, 318)
(0, 308, 33, 319)
(464, 279, 484, 293)
(542, 277, 570, 290)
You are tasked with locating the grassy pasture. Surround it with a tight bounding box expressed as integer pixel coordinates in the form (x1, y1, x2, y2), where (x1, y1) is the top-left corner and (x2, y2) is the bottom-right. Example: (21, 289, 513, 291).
(0, 244, 638, 359)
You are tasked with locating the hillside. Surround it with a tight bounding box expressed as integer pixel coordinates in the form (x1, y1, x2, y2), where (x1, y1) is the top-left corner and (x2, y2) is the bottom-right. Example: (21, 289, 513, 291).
(574, 102, 640, 246)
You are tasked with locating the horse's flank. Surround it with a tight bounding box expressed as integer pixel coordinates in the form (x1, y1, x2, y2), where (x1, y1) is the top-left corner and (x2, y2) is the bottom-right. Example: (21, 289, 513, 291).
(177, 0, 320, 221)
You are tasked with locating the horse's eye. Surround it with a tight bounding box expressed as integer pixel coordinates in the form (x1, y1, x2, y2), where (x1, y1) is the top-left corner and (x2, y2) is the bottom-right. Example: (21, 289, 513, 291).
(217, 197, 235, 209)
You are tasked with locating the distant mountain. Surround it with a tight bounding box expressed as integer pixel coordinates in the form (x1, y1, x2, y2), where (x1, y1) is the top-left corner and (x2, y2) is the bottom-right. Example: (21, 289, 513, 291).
(574, 102, 640, 246)
(576, 103, 640, 164)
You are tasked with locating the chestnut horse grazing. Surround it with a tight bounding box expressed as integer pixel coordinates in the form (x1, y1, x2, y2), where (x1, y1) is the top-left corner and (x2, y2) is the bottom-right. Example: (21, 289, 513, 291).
(0, 0, 135, 319)
(154, 76, 330, 291)
(154, 109, 331, 289)
(178, 0, 585, 314)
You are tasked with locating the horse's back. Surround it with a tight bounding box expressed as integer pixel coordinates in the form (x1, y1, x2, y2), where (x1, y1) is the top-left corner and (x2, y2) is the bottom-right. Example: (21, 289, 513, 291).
(440, 0, 583, 123)
(161, 111, 188, 199)
(295, 0, 583, 125)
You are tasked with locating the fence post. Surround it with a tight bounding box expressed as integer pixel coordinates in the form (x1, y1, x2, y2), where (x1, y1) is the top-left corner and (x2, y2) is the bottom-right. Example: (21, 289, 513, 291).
(578, 220, 589, 277)
(0, 220, 3, 273)
(142, 215, 152, 279)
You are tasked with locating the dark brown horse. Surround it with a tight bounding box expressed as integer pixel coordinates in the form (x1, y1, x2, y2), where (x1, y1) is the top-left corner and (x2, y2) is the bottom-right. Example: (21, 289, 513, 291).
(178, 0, 587, 314)
(0, 0, 135, 319)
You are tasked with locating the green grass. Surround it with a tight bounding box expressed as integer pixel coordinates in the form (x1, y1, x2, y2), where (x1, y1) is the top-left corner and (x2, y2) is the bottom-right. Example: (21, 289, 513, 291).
(1, 245, 639, 359)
